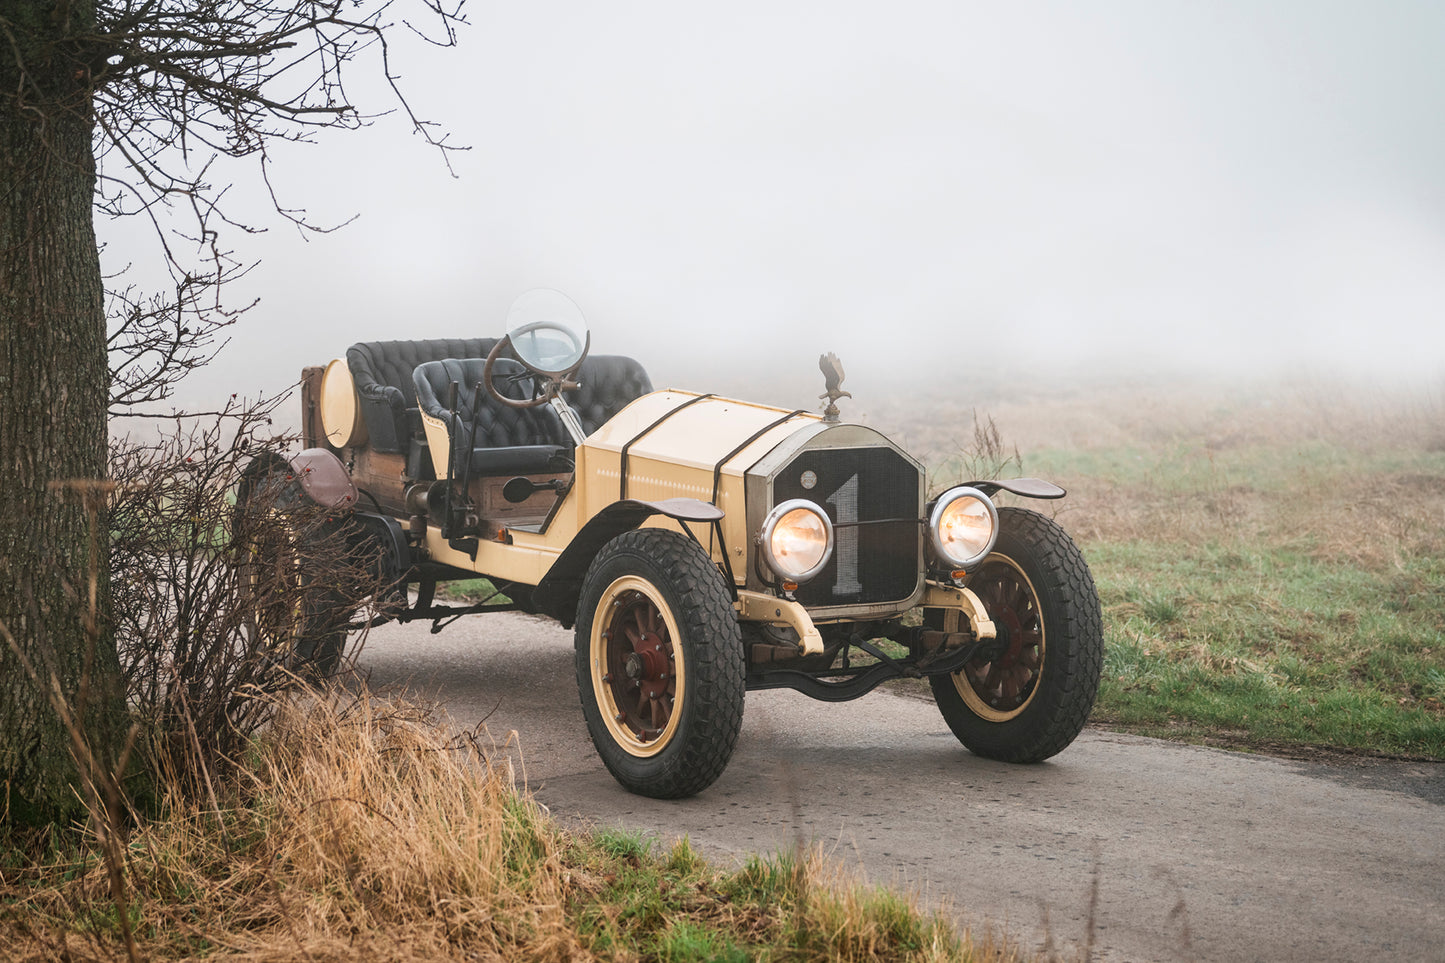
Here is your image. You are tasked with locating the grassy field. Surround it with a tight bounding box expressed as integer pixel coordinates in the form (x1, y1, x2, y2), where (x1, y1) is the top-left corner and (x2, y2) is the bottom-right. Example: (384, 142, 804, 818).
(880, 372, 1445, 761)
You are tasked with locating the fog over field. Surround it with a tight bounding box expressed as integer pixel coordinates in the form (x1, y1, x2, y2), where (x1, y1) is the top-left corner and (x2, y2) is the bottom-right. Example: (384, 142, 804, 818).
(100, 1, 1445, 423)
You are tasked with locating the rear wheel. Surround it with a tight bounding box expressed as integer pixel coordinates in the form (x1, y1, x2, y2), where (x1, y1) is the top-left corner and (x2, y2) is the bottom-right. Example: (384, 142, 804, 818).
(574, 528, 745, 798)
(235, 459, 353, 680)
(930, 507, 1102, 762)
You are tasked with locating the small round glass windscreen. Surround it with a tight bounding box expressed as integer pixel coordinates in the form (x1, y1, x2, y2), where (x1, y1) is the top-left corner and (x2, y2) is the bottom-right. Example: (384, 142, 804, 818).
(504, 289, 590, 375)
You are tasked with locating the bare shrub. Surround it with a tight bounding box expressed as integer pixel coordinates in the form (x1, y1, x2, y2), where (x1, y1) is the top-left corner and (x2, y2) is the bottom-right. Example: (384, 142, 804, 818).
(108, 398, 384, 798)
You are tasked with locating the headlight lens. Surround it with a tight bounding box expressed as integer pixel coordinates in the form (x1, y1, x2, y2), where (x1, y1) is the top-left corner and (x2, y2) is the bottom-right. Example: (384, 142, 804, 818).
(760, 499, 834, 583)
(929, 487, 999, 569)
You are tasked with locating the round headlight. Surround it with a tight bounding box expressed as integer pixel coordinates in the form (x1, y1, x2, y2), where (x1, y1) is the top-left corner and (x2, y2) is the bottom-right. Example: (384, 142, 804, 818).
(929, 487, 999, 570)
(759, 499, 834, 583)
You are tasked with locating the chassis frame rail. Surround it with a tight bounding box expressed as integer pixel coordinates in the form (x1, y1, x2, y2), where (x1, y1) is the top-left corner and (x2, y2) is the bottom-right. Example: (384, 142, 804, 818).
(746, 633, 988, 702)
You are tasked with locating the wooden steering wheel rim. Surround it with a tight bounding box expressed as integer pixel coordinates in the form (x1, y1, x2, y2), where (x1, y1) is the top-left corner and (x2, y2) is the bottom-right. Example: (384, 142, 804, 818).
(482, 335, 556, 410)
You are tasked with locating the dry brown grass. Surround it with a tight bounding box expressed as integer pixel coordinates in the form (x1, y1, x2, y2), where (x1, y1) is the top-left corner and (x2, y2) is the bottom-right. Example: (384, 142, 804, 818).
(876, 371, 1445, 458)
(4, 693, 580, 962)
(3, 689, 1037, 962)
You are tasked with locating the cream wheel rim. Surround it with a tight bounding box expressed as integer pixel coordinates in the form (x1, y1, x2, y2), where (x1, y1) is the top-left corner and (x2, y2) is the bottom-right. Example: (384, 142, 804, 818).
(590, 575, 686, 756)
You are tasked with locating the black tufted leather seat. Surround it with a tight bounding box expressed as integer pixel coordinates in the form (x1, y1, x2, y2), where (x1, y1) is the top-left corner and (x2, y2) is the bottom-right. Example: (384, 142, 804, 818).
(413, 358, 575, 477)
(348, 337, 654, 475)
(565, 355, 653, 433)
(347, 339, 499, 453)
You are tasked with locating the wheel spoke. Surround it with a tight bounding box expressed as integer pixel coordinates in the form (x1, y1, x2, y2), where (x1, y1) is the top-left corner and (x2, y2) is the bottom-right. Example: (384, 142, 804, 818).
(981, 660, 1003, 694)
(959, 558, 1048, 715)
(1004, 579, 1028, 616)
(1015, 662, 1035, 691)
(623, 614, 645, 650)
(601, 587, 681, 744)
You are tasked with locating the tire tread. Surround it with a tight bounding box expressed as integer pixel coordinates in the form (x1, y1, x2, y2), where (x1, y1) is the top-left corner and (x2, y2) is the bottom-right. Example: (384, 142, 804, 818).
(575, 528, 745, 798)
(931, 506, 1103, 762)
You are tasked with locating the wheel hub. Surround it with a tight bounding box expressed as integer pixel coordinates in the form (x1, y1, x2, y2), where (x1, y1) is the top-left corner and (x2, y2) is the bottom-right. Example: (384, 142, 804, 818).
(624, 651, 646, 680)
(975, 620, 1011, 663)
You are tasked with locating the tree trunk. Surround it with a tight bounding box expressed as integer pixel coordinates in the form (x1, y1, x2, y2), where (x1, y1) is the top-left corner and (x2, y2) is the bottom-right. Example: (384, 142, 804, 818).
(0, 2, 127, 828)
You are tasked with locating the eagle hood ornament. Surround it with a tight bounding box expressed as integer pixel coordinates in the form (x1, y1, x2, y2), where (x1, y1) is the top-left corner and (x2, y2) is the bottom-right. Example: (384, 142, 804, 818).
(818, 352, 851, 423)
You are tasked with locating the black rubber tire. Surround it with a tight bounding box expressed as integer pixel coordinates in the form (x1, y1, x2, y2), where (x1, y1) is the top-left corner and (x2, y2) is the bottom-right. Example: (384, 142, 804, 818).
(287, 548, 351, 680)
(929, 507, 1103, 762)
(235, 460, 352, 681)
(574, 528, 745, 798)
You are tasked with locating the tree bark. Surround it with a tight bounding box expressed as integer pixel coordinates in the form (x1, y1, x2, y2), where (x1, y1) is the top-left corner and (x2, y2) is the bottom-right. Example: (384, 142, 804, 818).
(0, 0, 127, 827)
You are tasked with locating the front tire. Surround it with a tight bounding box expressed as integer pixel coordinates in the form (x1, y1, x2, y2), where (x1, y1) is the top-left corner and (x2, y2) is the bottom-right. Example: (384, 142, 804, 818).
(930, 507, 1103, 762)
(574, 528, 745, 798)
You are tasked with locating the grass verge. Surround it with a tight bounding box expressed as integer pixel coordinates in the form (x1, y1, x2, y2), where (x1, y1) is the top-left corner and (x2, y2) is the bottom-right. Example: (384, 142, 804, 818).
(1089, 539, 1444, 758)
(1, 690, 1025, 962)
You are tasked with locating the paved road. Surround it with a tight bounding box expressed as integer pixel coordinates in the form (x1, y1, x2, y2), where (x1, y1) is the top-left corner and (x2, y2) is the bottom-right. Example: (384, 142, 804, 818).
(355, 612, 1444, 962)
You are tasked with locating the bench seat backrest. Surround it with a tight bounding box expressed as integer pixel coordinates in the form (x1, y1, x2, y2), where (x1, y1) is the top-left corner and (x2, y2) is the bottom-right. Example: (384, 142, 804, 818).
(345, 338, 654, 461)
(346, 339, 499, 453)
(567, 355, 653, 434)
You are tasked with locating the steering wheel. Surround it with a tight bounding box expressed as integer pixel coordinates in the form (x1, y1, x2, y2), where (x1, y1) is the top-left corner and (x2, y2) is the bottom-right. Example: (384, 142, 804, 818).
(482, 324, 589, 410)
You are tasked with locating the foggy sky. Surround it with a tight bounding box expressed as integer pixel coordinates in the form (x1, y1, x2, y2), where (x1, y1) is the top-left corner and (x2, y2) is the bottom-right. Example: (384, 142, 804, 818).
(101, 1, 1445, 419)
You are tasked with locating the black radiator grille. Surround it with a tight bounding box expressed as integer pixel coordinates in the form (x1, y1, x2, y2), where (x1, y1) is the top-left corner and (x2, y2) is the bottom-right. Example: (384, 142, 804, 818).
(772, 447, 920, 607)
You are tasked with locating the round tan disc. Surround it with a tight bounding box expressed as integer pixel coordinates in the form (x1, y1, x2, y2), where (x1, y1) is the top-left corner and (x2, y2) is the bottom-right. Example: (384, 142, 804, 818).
(319, 358, 368, 449)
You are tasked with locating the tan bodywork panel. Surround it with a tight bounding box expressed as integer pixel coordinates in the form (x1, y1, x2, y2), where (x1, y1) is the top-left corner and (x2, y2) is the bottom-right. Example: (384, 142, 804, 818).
(578, 390, 820, 573)
(421, 390, 820, 589)
(419, 409, 453, 478)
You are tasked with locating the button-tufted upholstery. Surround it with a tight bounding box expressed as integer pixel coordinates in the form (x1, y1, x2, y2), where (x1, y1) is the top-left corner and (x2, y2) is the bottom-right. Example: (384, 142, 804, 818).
(413, 358, 575, 477)
(565, 355, 653, 434)
(347, 339, 499, 453)
(348, 337, 653, 469)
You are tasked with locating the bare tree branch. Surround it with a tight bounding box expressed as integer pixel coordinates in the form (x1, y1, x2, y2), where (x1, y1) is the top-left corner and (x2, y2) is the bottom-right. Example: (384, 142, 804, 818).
(0, 0, 468, 411)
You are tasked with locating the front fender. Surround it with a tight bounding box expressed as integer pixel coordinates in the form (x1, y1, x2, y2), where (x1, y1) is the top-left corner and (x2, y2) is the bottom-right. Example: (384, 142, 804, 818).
(966, 477, 1066, 500)
(238, 448, 357, 512)
(532, 497, 723, 627)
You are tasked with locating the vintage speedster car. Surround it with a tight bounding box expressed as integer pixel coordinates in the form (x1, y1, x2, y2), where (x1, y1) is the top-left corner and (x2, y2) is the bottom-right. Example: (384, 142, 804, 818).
(242, 291, 1103, 798)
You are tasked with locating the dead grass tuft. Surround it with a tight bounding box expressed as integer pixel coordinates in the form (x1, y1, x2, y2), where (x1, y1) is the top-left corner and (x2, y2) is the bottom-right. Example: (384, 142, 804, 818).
(4, 691, 581, 962)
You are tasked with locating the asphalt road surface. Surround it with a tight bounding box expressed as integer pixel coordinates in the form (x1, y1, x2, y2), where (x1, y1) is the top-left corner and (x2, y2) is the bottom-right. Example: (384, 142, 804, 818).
(355, 612, 1444, 963)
